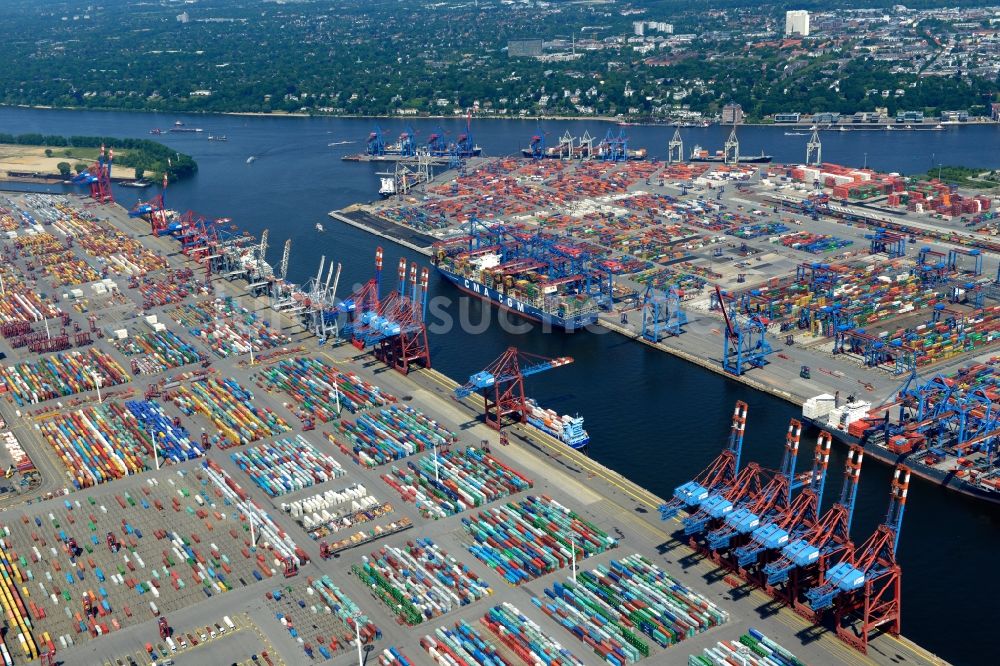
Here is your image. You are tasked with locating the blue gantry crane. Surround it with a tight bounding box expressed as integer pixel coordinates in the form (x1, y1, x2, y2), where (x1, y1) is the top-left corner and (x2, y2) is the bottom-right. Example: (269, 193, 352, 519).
(427, 126, 449, 156)
(455, 346, 574, 430)
(600, 129, 629, 162)
(641, 285, 688, 341)
(804, 465, 910, 654)
(866, 228, 907, 258)
(398, 125, 417, 157)
(716, 286, 773, 375)
(366, 125, 386, 157)
(527, 129, 546, 159)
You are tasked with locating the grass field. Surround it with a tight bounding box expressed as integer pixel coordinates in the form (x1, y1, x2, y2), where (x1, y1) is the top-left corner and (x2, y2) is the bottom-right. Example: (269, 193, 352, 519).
(0, 144, 137, 179)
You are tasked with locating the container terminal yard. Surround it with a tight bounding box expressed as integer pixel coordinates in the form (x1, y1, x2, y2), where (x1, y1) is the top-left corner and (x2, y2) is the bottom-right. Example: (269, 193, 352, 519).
(331, 127, 1000, 508)
(0, 140, 954, 666)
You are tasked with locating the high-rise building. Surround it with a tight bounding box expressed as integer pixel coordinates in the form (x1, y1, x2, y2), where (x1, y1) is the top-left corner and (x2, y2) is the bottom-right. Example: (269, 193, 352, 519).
(508, 39, 543, 58)
(785, 10, 810, 37)
(633, 21, 645, 37)
(721, 103, 744, 125)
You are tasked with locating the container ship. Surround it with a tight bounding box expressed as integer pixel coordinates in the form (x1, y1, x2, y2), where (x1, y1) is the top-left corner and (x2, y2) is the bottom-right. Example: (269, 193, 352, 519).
(801, 393, 1000, 505)
(525, 398, 589, 449)
(520, 145, 647, 161)
(688, 144, 772, 164)
(434, 246, 600, 331)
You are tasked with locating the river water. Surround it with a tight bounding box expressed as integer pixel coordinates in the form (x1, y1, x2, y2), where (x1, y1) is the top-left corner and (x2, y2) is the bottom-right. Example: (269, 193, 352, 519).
(3, 107, 999, 664)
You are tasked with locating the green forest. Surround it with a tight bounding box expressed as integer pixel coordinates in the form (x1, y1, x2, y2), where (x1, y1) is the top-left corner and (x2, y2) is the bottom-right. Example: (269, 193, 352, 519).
(0, 0, 995, 120)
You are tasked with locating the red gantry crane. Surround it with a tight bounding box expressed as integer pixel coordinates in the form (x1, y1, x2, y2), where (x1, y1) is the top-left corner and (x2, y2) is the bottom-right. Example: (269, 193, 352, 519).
(730, 431, 832, 570)
(703, 419, 808, 552)
(804, 465, 910, 654)
(763, 445, 865, 606)
(129, 174, 171, 236)
(454, 346, 574, 430)
(660, 401, 748, 520)
(72, 144, 115, 204)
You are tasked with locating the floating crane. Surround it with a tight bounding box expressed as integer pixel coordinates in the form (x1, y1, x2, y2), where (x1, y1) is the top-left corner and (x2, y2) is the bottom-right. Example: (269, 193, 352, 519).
(715, 286, 773, 376)
(454, 346, 574, 430)
(128, 174, 171, 235)
(660, 401, 748, 520)
(731, 431, 832, 568)
(804, 465, 909, 653)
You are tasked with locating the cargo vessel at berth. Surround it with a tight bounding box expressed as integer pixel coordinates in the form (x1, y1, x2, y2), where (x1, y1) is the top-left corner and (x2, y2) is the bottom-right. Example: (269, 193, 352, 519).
(801, 394, 1000, 505)
(525, 398, 589, 449)
(688, 144, 772, 164)
(434, 249, 600, 331)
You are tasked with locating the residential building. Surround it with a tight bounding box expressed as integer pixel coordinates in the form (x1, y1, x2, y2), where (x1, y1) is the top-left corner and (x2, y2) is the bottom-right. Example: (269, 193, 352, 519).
(508, 39, 543, 58)
(785, 10, 810, 37)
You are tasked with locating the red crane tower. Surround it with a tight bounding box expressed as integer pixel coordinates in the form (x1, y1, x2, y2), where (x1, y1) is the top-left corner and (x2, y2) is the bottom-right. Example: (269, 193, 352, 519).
(73, 144, 115, 203)
(702, 419, 808, 554)
(763, 445, 865, 610)
(730, 431, 832, 572)
(805, 465, 910, 654)
(129, 174, 171, 235)
(659, 401, 748, 520)
(375, 263, 431, 374)
(454, 347, 574, 430)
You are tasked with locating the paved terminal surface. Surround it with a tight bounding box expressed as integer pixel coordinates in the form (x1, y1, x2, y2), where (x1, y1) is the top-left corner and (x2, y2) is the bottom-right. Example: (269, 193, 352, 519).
(341, 159, 1000, 411)
(0, 192, 951, 666)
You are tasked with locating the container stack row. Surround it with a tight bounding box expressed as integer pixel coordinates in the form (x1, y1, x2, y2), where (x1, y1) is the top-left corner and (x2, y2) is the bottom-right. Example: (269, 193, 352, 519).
(113, 329, 202, 373)
(0, 349, 130, 406)
(332, 405, 455, 467)
(308, 575, 379, 643)
(421, 620, 513, 666)
(481, 602, 585, 666)
(169, 377, 290, 445)
(260, 357, 392, 418)
(377, 647, 416, 666)
(36, 403, 161, 488)
(540, 554, 728, 658)
(463, 495, 617, 585)
(353, 538, 493, 625)
(381, 447, 533, 518)
(688, 628, 806, 666)
(230, 435, 345, 498)
(172, 299, 290, 358)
